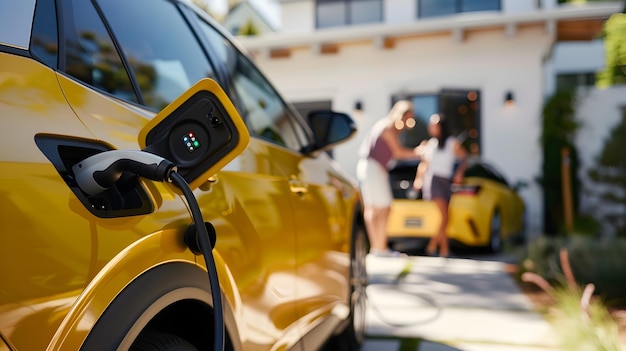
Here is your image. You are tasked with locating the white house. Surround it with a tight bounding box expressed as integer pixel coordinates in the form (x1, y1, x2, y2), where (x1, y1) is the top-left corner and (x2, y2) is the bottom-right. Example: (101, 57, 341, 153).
(222, 0, 277, 35)
(235, 0, 623, 236)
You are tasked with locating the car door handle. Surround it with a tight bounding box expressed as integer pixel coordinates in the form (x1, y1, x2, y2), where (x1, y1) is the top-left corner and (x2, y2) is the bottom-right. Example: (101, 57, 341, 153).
(289, 176, 308, 195)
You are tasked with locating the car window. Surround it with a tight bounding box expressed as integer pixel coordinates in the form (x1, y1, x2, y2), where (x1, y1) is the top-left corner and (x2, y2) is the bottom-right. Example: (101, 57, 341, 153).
(196, 18, 310, 151)
(61, 0, 137, 103)
(30, 0, 58, 68)
(464, 163, 508, 186)
(97, 0, 217, 111)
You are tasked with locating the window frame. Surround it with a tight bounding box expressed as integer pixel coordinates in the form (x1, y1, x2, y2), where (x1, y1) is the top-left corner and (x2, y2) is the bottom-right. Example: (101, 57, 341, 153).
(417, 0, 501, 19)
(315, 0, 383, 29)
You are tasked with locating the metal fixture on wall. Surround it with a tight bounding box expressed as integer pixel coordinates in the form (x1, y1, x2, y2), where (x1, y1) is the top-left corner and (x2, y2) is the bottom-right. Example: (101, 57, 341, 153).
(354, 100, 363, 112)
(504, 91, 515, 108)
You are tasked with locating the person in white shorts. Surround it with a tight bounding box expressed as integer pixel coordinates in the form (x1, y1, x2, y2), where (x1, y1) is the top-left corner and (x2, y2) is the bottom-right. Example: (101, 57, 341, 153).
(357, 100, 420, 257)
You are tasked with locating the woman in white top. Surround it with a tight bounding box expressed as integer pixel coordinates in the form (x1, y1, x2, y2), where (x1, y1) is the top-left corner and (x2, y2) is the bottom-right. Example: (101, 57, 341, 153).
(415, 114, 467, 257)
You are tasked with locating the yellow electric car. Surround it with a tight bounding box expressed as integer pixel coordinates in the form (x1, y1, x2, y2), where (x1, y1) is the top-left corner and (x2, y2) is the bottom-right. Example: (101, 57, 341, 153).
(0, 1, 367, 350)
(386, 160, 526, 252)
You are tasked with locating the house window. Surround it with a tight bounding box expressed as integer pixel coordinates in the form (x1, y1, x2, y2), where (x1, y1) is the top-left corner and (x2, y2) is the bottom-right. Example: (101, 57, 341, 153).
(556, 72, 596, 91)
(394, 89, 481, 155)
(316, 0, 382, 29)
(418, 0, 500, 18)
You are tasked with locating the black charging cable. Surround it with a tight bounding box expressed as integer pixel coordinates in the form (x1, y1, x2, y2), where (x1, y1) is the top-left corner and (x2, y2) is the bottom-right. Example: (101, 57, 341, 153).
(170, 171, 224, 351)
(71, 150, 224, 351)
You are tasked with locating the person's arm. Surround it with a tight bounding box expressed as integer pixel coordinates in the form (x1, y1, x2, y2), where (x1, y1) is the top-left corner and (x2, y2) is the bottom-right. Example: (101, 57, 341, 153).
(413, 160, 428, 190)
(382, 127, 419, 159)
(452, 139, 468, 185)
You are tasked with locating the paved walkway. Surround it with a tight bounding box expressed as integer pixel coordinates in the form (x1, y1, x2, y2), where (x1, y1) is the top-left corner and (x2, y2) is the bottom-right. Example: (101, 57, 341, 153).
(361, 255, 560, 351)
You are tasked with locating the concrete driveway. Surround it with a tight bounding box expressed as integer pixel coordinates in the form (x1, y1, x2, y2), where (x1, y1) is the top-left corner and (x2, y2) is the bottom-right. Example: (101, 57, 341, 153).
(360, 253, 560, 351)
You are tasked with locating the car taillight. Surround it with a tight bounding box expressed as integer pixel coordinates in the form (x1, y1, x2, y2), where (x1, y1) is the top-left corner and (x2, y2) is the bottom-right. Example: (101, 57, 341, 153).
(452, 184, 481, 195)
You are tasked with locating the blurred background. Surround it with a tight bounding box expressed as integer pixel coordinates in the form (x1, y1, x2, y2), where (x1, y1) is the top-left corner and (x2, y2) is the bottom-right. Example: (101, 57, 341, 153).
(199, 1, 626, 349)
(199, 0, 626, 242)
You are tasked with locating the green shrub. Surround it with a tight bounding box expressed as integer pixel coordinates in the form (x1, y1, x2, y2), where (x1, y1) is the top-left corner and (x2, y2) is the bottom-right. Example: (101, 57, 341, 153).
(524, 235, 626, 306)
(551, 288, 621, 351)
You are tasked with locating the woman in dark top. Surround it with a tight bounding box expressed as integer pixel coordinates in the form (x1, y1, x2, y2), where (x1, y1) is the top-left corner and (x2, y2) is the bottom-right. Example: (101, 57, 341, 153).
(357, 100, 420, 257)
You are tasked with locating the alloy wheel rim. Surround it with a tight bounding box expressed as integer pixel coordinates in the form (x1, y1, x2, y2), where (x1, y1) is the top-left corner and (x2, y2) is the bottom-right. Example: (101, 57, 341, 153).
(491, 212, 501, 251)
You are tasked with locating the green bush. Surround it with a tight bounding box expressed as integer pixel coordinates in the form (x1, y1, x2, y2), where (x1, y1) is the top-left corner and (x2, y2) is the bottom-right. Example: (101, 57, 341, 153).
(538, 91, 581, 235)
(551, 288, 621, 351)
(524, 235, 626, 306)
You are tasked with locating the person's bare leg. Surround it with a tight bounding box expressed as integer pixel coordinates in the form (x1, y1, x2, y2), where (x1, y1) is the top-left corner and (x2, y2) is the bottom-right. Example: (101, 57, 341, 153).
(364, 206, 390, 252)
(433, 198, 450, 257)
(425, 236, 437, 255)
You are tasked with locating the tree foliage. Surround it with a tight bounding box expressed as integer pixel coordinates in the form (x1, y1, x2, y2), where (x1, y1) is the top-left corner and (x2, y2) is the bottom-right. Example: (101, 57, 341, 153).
(596, 7, 626, 88)
(539, 91, 581, 235)
(239, 19, 260, 36)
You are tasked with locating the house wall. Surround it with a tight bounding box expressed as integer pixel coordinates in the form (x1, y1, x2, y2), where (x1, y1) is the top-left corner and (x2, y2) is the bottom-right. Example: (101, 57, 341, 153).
(280, 1, 315, 32)
(385, 0, 415, 24)
(253, 25, 553, 236)
(574, 85, 626, 233)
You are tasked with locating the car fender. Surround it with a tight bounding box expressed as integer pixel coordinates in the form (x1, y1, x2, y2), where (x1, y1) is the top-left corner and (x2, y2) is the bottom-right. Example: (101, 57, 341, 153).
(46, 228, 241, 351)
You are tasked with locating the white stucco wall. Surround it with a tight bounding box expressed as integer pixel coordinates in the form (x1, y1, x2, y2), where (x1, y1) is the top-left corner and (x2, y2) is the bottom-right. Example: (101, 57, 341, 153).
(552, 40, 606, 73)
(574, 86, 626, 231)
(385, 0, 415, 24)
(280, 0, 314, 33)
(544, 40, 606, 109)
(251, 26, 553, 235)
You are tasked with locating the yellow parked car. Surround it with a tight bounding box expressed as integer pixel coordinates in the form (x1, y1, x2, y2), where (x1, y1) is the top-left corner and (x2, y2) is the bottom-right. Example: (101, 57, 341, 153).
(386, 159, 526, 252)
(0, 1, 367, 350)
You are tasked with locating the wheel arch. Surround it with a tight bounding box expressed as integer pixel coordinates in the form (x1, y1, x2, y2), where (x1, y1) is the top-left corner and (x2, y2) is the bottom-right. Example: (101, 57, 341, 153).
(47, 229, 241, 351)
(84, 263, 241, 351)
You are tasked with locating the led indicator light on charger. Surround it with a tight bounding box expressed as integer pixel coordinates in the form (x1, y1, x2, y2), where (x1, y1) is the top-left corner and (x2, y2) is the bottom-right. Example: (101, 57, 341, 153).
(183, 132, 201, 152)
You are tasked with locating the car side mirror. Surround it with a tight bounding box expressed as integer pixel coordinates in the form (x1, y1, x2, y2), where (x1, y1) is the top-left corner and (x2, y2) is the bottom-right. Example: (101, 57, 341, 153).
(513, 180, 528, 192)
(306, 110, 356, 152)
(139, 78, 249, 190)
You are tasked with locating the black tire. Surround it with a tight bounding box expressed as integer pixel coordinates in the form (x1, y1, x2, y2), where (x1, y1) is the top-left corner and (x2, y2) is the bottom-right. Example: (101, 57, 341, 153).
(512, 208, 527, 246)
(348, 219, 368, 347)
(488, 210, 502, 253)
(131, 332, 198, 351)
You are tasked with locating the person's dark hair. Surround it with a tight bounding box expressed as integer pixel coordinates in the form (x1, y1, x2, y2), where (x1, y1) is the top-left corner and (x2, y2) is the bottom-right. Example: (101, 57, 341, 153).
(431, 113, 450, 150)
